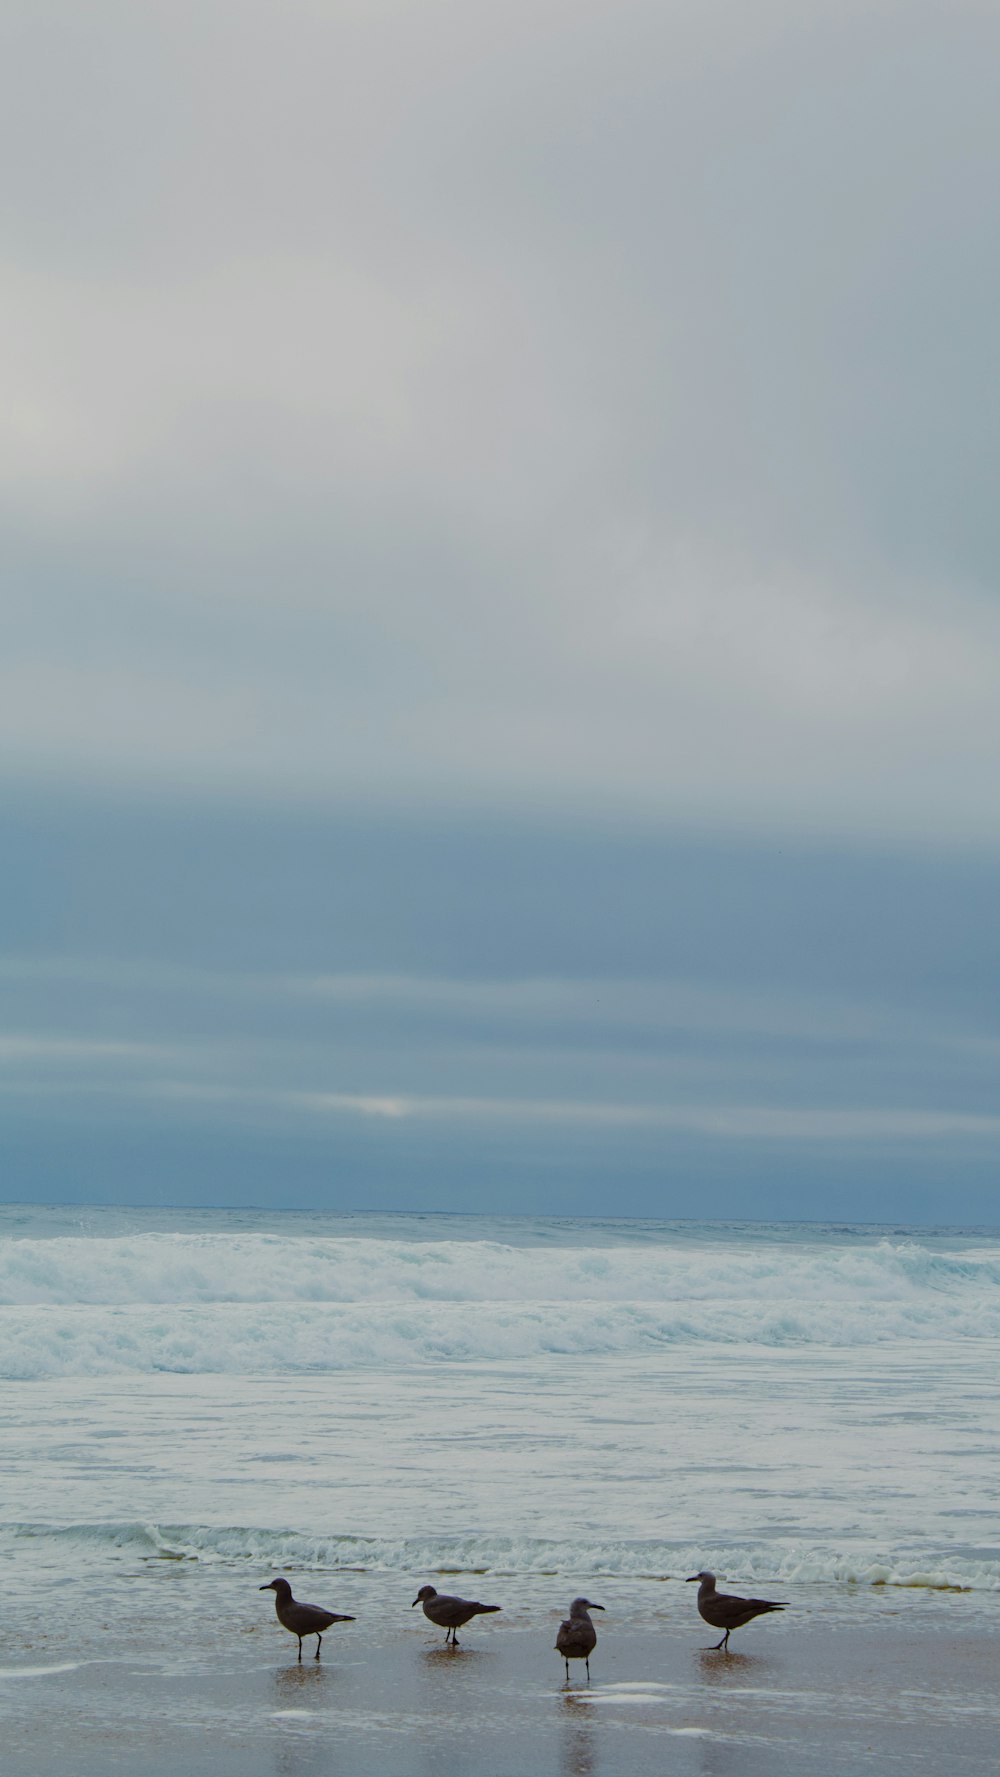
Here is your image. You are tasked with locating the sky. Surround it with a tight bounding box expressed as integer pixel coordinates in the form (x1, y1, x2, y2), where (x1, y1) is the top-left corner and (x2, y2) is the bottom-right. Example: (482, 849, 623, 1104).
(2, 0, 999, 1220)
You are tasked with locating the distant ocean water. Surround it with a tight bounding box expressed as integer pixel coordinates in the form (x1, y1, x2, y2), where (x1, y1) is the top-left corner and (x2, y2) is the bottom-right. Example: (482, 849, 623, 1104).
(2, 1206, 999, 1603)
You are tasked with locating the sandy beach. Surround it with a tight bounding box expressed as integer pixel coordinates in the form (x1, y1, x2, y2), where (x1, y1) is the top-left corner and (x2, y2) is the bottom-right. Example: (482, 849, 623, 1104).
(2, 1574, 998, 1777)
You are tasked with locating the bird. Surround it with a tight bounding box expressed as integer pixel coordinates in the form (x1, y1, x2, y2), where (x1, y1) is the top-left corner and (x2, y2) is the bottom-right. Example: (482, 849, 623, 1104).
(555, 1597, 604, 1682)
(411, 1584, 501, 1644)
(259, 1577, 355, 1659)
(686, 1571, 787, 1651)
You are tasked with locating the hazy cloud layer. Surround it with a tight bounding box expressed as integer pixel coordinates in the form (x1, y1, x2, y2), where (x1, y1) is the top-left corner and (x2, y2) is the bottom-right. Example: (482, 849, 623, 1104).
(1, 794, 998, 1217)
(4, 0, 1000, 836)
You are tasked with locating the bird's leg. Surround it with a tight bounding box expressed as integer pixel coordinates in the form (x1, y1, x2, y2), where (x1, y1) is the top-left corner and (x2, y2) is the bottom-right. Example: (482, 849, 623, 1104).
(297, 1638, 303, 1661)
(564, 1660, 570, 1683)
(711, 1631, 730, 1652)
(585, 1658, 591, 1682)
(315, 1635, 322, 1659)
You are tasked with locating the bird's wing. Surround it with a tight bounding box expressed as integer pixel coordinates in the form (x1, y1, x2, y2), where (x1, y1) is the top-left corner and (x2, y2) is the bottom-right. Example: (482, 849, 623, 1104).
(285, 1604, 329, 1632)
(425, 1594, 465, 1624)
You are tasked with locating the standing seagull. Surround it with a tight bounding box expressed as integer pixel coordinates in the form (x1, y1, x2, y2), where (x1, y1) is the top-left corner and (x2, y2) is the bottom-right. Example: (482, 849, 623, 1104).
(260, 1577, 355, 1660)
(411, 1584, 501, 1645)
(555, 1597, 604, 1683)
(686, 1571, 787, 1651)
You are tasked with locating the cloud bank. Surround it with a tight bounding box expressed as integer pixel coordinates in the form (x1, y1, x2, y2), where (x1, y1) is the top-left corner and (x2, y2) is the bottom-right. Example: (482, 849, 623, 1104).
(3, 0, 1000, 837)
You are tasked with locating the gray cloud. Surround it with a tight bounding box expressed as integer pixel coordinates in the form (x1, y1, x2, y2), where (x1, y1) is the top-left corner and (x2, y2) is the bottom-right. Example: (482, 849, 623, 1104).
(4, 785, 999, 1218)
(2, 0, 1000, 836)
(4, 4, 1000, 1219)
(3, 943, 999, 1148)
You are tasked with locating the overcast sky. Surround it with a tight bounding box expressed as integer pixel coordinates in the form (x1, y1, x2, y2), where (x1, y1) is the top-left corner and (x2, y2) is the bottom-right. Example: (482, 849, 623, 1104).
(3, 0, 999, 1219)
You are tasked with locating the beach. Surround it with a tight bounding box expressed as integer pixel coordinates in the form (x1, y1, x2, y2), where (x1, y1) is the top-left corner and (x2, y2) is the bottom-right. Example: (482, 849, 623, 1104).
(3, 1581, 999, 1776)
(2, 1208, 999, 1771)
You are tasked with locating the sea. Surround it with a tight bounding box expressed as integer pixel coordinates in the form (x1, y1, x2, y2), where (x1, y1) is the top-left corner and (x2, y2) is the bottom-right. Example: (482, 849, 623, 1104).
(2, 1206, 999, 1773)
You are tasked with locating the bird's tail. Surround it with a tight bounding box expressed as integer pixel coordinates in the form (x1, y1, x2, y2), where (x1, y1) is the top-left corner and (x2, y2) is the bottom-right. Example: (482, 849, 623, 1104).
(475, 1604, 502, 1614)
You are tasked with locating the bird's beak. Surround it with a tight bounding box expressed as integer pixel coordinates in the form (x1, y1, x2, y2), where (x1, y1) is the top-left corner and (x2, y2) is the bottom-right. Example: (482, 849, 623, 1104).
(411, 1597, 419, 1607)
(591, 1603, 605, 1611)
(685, 1575, 699, 1583)
(259, 1582, 274, 1591)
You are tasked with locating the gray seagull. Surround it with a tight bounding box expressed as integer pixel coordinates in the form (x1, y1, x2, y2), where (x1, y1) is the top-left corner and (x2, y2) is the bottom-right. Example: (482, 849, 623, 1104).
(686, 1571, 787, 1651)
(260, 1577, 355, 1659)
(411, 1584, 501, 1645)
(555, 1597, 604, 1682)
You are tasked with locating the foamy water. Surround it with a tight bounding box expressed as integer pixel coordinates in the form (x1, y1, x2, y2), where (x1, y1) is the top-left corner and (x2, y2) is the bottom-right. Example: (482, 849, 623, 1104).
(2, 1208, 999, 1603)
(4, 1215, 1000, 1376)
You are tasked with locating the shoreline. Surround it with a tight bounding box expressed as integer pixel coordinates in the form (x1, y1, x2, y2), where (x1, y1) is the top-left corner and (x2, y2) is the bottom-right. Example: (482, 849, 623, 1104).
(3, 1595, 999, 1776)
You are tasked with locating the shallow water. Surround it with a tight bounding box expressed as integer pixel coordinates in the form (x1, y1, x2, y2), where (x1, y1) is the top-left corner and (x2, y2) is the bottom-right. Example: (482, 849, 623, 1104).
(1, 1208, 999, 1767)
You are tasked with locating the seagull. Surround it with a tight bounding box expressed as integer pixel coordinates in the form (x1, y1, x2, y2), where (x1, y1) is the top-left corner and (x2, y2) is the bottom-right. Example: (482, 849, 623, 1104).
(686, 1571, 787, 1651)
(259, 1577, 355, 1659)
(555, 1597, 604, 1682)
(411, 1584, 501, 1645)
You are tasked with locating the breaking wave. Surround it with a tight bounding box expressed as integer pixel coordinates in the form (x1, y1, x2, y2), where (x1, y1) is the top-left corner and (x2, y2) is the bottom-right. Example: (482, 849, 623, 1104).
(4, 1520, 999, 1592)
(3, 1231, 1000, 1376)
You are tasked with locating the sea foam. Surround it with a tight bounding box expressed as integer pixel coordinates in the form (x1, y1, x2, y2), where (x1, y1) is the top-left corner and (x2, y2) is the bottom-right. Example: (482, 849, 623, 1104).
(4, 1520, 999, 1591)
(3, 1232, 1000, 1376)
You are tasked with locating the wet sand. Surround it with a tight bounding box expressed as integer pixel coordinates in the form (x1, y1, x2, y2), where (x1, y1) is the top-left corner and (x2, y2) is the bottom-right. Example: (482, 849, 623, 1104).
(1, 1580, 998, 1776)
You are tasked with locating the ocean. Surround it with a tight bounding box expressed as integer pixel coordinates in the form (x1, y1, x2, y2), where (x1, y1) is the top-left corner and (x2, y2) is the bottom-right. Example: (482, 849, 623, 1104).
(2, 1207, 999, 1774)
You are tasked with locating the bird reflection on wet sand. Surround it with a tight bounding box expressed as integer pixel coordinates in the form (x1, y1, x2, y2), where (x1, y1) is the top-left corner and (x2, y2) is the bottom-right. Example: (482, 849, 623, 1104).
(696, 1648, 761, 1684)
(420, 1644, 488, 1666)
(274, 1661, 331, 1701)
(559, 1689, 597, 1777)
(270, 1664, 336, 1777)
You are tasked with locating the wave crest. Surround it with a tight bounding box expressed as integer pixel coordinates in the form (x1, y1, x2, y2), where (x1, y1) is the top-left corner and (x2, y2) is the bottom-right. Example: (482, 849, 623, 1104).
(4, 1233, 1000, 1375)
(6, 1520, 999, 1592)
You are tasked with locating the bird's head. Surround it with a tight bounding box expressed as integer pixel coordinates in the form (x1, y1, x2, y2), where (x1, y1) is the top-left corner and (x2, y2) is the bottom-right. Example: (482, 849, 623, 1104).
(685, 1571, 715, 1585)
(569, 1598, 605, 1613)
(412, 1585, 438, 1607)
(260, 1577, 292, 1595)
